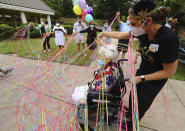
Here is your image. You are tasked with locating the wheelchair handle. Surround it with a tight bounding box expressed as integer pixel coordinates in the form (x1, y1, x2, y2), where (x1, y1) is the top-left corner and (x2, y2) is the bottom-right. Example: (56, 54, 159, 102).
(124, 78, 130, 82)
(118, 59, 128, 64)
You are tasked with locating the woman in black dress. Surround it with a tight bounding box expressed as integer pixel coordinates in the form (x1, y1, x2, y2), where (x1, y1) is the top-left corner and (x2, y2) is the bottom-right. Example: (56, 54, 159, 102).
(79, 22, 102, 51)
(98, 0, 179, 130)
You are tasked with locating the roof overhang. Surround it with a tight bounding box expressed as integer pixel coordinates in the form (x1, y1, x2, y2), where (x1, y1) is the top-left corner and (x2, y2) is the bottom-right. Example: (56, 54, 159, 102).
(0, 3, 55, 15)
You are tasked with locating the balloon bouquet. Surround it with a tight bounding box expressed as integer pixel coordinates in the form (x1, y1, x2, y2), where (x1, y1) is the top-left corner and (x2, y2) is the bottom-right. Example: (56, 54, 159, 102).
(73, 0, 94, 23)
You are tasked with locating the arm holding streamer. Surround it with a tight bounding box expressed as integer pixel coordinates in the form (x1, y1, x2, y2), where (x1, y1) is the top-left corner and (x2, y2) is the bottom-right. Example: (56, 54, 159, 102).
(98, 32, 130, 40)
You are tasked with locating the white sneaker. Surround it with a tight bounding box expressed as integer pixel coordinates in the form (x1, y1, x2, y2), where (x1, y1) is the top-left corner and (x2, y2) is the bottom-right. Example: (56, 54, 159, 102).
(44, 50, 46, 53)
(48, 49, 51, 52)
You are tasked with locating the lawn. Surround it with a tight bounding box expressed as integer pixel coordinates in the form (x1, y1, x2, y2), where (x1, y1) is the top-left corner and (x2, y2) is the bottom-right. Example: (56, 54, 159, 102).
(0, 37, 93, 66)
(171, 63, 185, 81)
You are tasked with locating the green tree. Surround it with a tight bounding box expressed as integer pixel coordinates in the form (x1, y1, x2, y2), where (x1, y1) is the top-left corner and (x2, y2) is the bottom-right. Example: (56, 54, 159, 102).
(164, 0, 185, 29)
(43, 0, 76, 18)
(95, 0, 131, 21)
(43, 0, 63, 18)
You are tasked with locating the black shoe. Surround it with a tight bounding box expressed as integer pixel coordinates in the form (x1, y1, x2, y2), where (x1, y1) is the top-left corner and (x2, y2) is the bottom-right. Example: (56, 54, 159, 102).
(4, 68, 14, 75)
(79, 123, 94, 131)
(122, 121, 132, 131)
(125, 111, 131, 120)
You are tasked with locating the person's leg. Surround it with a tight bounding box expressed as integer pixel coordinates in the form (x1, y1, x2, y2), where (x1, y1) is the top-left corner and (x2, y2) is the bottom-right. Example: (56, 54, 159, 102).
(82, 38, 86, 56)
(0, 68, 5, 74)
(82, 43, 85, 50)
(0, 68, 14, 75)
(117, 43, 125, 65)
(43, 39, 47, 52)
(122, 52, 126, 59)
(82, 37, 86, 50)
(46, 36, 51, 51)
(117, 42, 122, 56)
(76, 38, 81, 52)
(59, 45, 61, 50)
(77, 43, 80, 52)
(82, 43, 87, 56)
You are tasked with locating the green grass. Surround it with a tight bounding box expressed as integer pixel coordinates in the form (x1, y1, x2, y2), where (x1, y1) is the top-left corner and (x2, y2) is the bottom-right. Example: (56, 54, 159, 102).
(0, 37, 92, 66)
(171, 63, 185, 81)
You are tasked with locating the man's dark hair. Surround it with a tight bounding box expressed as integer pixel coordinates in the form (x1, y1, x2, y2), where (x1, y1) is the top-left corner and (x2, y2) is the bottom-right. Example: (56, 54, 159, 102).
(56, 20, 61, 23)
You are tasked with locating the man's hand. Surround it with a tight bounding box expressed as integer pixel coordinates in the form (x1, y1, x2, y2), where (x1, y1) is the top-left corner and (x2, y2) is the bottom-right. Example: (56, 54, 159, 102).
(116, 11, 121, 24)
(73, 31, 79, 36)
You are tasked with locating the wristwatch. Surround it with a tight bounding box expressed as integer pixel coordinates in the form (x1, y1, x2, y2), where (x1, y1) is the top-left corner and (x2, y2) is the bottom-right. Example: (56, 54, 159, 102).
(141, 75, 146, 83)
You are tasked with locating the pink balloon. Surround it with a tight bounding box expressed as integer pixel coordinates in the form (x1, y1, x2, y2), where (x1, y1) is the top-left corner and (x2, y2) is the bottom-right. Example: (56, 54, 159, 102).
(82, 9, 88, 16)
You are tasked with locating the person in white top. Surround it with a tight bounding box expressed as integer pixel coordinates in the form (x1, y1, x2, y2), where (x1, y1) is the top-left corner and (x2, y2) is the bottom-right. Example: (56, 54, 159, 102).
(73, 15, 87, 52)
(53, 20, 67, 49)
(102, 20, 112, 33)
(102, 20, 112, 44)
(116, 11, 131, 58)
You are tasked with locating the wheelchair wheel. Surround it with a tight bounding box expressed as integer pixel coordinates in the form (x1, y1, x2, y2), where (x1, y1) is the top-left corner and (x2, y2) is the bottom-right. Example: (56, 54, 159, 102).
(79, 122, 94, 131)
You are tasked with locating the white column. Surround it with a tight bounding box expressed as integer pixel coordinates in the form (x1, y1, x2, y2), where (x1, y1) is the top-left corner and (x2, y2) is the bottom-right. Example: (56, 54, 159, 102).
(47, 15, 51, 28)
(20, 11, 27, 24)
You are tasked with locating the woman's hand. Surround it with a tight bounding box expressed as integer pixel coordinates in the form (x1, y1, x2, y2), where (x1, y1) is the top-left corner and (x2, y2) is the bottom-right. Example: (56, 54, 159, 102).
(97, 32, 104, 39)
(95, 33, 104, 45)
(128, 76, 142, 85)
(134, 76, 142, 85)
(46, 32, 51, 36)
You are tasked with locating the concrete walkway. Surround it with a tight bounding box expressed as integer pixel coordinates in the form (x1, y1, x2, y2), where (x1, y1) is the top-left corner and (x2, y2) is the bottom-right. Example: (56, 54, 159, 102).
(0, 54, 185, 131)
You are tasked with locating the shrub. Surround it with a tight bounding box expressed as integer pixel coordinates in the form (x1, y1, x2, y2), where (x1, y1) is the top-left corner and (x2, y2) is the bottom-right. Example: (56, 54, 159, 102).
(29, 29, 41, 38)
(0, 24, 16, 40)
(29, 25, 41, 38)
(63, 24, 74, 34)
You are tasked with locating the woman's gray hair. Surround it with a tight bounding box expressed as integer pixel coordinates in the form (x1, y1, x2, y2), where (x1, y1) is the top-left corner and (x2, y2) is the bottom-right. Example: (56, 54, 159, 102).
(99, 44, 118, 60)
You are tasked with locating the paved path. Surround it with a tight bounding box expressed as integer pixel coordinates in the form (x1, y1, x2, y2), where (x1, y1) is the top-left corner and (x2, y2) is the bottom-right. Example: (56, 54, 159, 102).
(0, 54, 185, 131)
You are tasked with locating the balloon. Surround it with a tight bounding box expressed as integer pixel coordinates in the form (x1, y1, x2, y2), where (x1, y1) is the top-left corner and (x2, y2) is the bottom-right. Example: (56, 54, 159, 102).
(85, 14, 93, 23)
(78, 0, 87, 9)
(82, 9, 88, 16)
(73, 0, 78, 5)
(82, 15, 87, 23)
(73, 5, 82, 15)
(87, 6, 93, 15)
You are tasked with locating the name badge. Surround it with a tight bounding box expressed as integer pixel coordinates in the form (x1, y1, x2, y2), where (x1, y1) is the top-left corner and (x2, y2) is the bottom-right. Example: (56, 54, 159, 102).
(149, 44, 159, 53)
